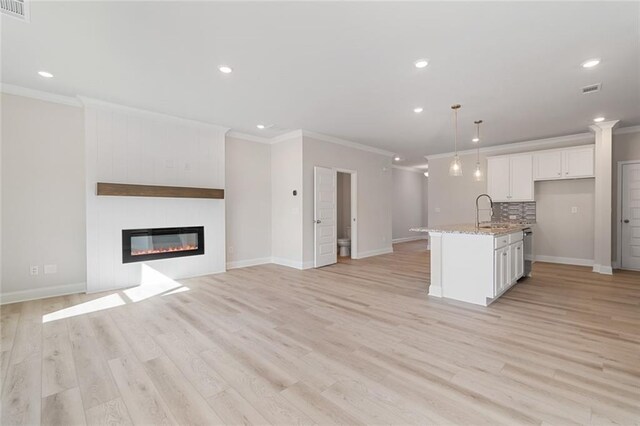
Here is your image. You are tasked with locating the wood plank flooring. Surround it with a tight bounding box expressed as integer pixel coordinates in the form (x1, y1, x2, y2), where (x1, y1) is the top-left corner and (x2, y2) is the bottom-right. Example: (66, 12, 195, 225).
(1, 240, 639, 425)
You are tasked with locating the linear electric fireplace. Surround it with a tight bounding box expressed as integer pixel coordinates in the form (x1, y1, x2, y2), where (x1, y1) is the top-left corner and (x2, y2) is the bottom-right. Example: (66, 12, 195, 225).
(122, 226, 204, 263)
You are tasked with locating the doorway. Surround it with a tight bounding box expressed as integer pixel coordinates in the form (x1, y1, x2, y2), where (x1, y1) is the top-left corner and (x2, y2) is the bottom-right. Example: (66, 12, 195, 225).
(313, 167, 357, 268)
(619, 161, 640, 270)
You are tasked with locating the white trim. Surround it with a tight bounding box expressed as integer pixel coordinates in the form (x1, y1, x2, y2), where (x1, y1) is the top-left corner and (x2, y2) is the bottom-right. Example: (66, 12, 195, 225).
(78, 96, 230, 133)
(616, 160, 640, 271)
(1, 282, 86, 305)
(226, 131, 272, 144)
(425, 132, 594, 160)
(614, 125, 640, 135)
(592, 264, 614, 275)
(1, 84, 82, 107)
(302, 130, 395, 157)
(271, 130, 304, 144)
(355, 247, 394, 259)
(535, 255, 594, 267)
(226, 257, 272, 270)
(392, 236, 428, 244)
(270, 257, 305, 270)
(392, 165, 424, 173)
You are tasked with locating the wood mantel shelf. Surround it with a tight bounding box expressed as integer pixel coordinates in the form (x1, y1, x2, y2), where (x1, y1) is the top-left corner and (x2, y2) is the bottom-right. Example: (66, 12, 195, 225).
(96, 182, 224, 199)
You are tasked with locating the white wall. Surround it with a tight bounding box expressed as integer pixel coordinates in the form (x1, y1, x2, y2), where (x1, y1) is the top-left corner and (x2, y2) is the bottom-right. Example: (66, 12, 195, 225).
(225, 135, 272, 268)
(392, 167, 427, 241)
(337, 172, 351, 239)
(271, 135, 304, 267)
(1, 94, 86, 303)
(302, 135, 393, 263)
(613, 130, 640, 262)
(83, 99, 228, 293)
(535, 179, 595, 264)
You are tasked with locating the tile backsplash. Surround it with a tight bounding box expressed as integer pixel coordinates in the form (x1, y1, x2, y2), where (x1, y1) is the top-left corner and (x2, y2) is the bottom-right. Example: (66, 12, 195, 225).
(493, 202, 536, 224)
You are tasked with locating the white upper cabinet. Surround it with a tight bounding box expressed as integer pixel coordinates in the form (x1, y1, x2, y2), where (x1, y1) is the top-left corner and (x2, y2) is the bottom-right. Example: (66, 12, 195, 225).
(509, 154, 534, 201)
(487, 156, 511, 201)
(533, 145, 594, 181)
(488, 154, 533, 202)
(563, 146, 594, 178)
(533, 150, 562, 180)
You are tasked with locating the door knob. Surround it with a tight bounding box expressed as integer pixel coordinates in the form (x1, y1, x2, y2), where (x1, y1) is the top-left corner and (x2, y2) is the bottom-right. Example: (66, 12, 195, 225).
(314, 219, 322, 224)
(624, 219, 630, 224)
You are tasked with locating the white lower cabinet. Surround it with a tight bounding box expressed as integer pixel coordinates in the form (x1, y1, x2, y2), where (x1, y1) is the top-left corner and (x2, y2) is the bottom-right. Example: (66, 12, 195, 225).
(494, 233, 524, 297)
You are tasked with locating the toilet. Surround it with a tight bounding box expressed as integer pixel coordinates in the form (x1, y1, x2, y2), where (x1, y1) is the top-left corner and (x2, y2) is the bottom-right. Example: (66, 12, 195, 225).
(337, 227, 351, 257)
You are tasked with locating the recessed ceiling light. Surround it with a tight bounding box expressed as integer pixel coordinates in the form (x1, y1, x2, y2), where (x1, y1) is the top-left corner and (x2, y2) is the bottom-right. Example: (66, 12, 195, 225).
(581, 58, 600, 69)
(256, 124, 265, 129)
(472, 137, 479, 143)
(593, 117, 605, 123)
(38, 71, 53, 78)
(424, 172, 429, 177)
(414, 59, 429, 69)
(413, 107, 423, 113)
(394, 156, 401, 161)
(218, 65, 233, 74)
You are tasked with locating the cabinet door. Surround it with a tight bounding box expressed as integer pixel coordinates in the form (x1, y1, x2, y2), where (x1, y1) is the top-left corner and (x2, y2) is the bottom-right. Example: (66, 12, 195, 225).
(515, 241, 524, 279)
(494, 247, 509, 295)
(509, 154, 534, 201)
(563, 146, 594, 178)
(533, 151, 563, 180)
(488, 157, 511, 202)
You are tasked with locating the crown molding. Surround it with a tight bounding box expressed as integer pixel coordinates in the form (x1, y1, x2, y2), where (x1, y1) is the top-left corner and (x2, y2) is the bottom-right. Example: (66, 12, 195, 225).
(392, 165, 424, 173)
(78, 96, 230, 132)
(301, 130, 395, 157)
(424, 131, 594, 160)
(270, 130, 304, 144)
(589, 119, 620, 133)
(613, 125, 640, 135)
(1, 83, 82, 107)
(226, 131, 272, 144)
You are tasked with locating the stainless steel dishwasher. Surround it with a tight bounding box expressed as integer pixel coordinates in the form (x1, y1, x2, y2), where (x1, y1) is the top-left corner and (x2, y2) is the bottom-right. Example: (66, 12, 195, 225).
(523, 228, 533, 277)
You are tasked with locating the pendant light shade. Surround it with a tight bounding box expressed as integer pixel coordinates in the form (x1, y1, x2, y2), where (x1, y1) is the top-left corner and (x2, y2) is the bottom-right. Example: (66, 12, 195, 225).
(473, 120, 484, 181)
(449, 104, 463, 176)
(449, 156, 463, 176)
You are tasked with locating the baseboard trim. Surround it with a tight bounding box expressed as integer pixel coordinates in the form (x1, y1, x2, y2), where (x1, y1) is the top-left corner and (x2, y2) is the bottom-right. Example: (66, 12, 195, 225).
(226, 257, 272, 270)
(535, 255, 594, 267)
(1, 282, 86, 305)
(392, 236, 428, 244)
(356, 247, 394, 259)
(270, 257, 306, 270)
(592, 264, 614, 275)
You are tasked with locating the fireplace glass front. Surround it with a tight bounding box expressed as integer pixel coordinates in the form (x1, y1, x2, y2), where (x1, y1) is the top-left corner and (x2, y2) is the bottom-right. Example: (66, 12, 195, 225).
(122, 226, 204, 263)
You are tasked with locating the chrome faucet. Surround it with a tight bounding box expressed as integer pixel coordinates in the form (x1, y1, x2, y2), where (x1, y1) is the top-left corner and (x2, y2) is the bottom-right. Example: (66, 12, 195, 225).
(475, 193, 494, 229)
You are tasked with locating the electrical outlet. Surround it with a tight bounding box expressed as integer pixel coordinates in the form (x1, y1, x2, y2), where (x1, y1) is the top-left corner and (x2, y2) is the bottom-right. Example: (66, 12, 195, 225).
(435, 207, 441, 213)
(571, 206, 578, 214)
(30, 265, 39, 276)
(44, 264, 57, 274)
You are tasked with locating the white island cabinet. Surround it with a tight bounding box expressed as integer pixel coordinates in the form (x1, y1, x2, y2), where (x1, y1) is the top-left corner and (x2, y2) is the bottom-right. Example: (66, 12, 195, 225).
(411, 225, 528, 306)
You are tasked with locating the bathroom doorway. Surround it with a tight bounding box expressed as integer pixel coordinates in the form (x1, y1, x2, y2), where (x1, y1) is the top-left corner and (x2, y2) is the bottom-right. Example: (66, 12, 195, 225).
(336, 170, 357, 259)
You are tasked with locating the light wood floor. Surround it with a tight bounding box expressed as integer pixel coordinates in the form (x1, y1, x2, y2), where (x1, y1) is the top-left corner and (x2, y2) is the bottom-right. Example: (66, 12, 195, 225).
(2, 241, 640, 425)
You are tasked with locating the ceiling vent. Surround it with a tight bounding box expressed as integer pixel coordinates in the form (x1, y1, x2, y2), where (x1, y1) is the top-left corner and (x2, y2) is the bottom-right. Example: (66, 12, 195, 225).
(582, 83, 601, 94)
(1, 0, 29, 21)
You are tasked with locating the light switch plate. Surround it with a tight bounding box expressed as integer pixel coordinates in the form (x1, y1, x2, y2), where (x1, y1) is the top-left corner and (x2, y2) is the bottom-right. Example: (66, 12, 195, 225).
(30, 266, 39, 276)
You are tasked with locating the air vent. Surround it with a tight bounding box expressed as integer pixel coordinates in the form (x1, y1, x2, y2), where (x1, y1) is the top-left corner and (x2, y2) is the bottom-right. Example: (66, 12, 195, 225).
(582, 83, 601, 94)
(1, 0, 29, 21)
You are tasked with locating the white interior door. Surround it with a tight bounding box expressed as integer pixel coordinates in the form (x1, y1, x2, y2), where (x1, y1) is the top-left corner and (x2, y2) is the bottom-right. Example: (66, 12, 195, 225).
(621, 163, 640, 270)
(314, 166, 337, 267)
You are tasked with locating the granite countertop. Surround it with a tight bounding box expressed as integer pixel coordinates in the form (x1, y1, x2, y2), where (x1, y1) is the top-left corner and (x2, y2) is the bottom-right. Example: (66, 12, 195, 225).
(410, 223, 531, 236)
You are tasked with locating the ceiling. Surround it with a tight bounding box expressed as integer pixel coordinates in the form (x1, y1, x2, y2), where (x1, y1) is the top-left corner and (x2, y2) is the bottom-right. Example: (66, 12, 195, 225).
(2, 1, 639, 166)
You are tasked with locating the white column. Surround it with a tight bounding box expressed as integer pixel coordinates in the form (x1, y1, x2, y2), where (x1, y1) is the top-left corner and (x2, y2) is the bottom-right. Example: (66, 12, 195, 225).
(589, 120, 619, 275)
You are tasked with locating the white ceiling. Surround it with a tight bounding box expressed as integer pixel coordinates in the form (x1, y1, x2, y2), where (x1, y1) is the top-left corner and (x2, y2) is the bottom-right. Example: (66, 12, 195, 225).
(2, 1, 639, 166)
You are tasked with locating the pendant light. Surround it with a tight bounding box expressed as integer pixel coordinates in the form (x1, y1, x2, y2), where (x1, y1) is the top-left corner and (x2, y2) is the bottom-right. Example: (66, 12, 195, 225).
(449, 104, 463, 176)
(473, 120, 483, 181)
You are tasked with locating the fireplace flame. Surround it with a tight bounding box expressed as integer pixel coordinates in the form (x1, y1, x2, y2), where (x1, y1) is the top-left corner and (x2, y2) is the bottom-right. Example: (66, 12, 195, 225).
(132, 244, 198, 256)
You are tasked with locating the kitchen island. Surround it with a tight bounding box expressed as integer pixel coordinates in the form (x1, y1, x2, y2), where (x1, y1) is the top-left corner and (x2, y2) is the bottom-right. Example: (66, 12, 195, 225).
(411, 224, 530, 306)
